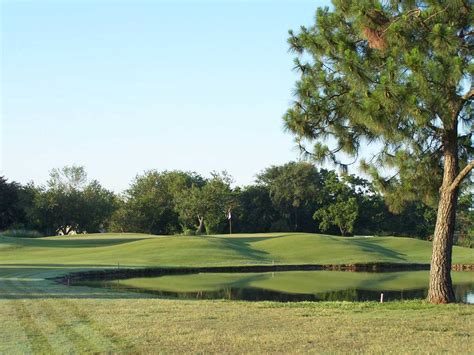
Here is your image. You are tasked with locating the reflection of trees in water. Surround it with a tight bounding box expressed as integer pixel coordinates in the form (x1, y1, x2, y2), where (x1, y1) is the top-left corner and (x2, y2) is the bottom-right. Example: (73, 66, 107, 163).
(338, 288, 427, 302)
(223, 288, 233, 300)
(454, 283, 473, 303)
(81, 280, 474, 303)
(316, 289, 358, 301)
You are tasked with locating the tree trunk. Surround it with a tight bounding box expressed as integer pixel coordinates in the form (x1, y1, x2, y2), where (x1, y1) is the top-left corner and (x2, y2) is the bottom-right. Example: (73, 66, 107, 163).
(196, 216, 204, 235)
(339, 225, 346, 236)
(427, 134, 458, 304)
(427, 186, 457, 303)
(294, 208, 298, 231)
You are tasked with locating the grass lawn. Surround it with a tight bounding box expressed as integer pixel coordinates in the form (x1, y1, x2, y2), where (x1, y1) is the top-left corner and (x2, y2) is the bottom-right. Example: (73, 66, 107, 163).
(1, 232, 473, 268)
(1, 232, 473, 353)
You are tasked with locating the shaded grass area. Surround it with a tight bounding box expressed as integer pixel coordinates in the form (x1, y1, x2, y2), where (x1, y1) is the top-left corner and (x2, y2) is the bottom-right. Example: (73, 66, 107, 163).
(0, 233, 473, 353)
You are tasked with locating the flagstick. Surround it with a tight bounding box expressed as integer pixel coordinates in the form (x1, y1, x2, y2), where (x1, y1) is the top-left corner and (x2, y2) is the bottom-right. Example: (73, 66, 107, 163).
(227, 209, 232, 236)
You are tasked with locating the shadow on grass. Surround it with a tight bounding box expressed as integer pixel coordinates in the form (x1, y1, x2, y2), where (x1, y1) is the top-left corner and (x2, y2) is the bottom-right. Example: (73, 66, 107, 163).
(0, 264, 135, 268)
(223, 237, 278, 243)
(218, 238, 271, 262)
(5, 238, 148, 249)
(349, 239, 407, 261)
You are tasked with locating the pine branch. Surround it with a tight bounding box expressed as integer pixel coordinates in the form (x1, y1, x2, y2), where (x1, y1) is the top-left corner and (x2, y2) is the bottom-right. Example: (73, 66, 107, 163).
(449, 160, 474, 192)
(459, 30, 474, 37)
(423, 5, 450, 24)
(327, 91, 349, 101)
(381, 8, 421, 34)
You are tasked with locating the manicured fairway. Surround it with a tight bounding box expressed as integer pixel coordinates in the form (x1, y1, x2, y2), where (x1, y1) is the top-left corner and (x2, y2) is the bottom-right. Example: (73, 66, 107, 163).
(1, 232, 473, 268)
(1, 233, 473, 353)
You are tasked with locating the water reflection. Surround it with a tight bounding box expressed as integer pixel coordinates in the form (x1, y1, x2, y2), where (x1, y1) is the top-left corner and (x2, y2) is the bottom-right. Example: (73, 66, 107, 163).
(78, 270, 474, 303)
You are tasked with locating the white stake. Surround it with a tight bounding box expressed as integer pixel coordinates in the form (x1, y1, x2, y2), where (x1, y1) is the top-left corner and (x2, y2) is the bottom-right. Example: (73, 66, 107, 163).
(380, 293, 384, 303)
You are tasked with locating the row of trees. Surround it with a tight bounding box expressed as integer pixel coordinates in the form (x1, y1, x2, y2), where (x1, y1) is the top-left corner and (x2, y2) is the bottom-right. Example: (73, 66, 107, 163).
(0, 167, 116, 236)
(1, 162, 472, 245)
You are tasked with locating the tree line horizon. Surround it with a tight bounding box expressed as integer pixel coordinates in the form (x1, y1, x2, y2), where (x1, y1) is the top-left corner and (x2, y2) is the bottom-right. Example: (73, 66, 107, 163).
(0, 162, 471, 247)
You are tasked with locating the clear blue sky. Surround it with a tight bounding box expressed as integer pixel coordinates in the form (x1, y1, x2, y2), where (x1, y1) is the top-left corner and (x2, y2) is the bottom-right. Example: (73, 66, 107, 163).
(1, 0, 331, 191)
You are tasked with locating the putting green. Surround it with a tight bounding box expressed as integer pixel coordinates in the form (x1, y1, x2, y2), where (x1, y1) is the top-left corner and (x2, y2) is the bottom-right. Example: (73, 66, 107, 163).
(1, 233, 472, 272)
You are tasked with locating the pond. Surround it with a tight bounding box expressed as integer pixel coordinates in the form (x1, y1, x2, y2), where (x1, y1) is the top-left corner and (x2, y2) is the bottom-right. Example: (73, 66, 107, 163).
(80, 270, 474, 303)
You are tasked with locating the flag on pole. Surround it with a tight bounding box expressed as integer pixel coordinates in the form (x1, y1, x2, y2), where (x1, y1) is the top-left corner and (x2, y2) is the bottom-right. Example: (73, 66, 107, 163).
(227, 209, 232, 235)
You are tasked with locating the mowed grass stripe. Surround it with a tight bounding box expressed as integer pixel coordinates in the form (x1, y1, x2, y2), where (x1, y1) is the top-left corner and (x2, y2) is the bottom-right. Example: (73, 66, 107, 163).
(5, 268, 141, 353)
(62, 300, 141, 353)
(1, 277, 52, 354)
(5, 277, 99, 353)
(5, 279, 86, 354)
(0, 300, 33, 354)
(4, 271, 124, 353)
(4, 287, 55, 354)
(31, 299, 114, 354)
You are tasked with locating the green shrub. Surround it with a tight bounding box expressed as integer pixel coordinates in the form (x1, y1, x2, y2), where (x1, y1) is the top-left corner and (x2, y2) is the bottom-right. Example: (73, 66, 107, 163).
(180, 225, 196, 236)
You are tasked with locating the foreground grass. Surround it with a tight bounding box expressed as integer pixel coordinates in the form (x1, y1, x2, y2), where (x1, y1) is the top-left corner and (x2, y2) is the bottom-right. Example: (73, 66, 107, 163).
(0, 233, 472, 353)
(1, 295, 472, 353)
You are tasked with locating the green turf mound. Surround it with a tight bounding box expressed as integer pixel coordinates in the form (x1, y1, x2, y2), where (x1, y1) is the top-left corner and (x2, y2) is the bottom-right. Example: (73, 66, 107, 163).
(1, 233, 472, 268)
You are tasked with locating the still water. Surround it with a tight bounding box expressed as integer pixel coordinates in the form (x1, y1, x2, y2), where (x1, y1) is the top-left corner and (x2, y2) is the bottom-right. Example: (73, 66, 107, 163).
(82, 270, 474, 303)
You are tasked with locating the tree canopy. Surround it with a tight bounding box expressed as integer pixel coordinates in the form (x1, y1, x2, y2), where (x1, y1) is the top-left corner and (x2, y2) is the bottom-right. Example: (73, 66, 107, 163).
(30, 166, 116, 235)
(313, 172, 360, 236)
(110, 170, 204, 235)
(175, 172, 235, 234)
(0, 177, 25, 230)
(257, 162, 324, 231)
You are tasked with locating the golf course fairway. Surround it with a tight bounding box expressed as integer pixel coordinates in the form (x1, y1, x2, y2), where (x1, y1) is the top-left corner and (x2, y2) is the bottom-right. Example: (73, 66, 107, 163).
(1, 233, 473, 353)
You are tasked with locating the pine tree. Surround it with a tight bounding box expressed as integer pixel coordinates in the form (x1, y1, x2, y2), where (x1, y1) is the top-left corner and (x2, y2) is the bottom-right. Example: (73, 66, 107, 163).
(284, 0, 473, 303)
